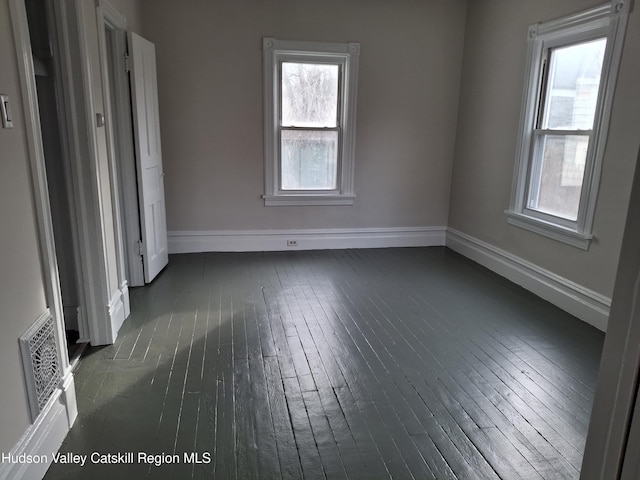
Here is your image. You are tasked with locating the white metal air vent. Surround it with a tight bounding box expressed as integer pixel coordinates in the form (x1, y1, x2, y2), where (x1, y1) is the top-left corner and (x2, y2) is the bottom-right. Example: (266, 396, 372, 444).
(20, 310, 61, 421)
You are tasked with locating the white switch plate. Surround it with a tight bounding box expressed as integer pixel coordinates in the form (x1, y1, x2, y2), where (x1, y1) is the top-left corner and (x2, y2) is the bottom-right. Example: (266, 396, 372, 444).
(1, 94, 14, 128)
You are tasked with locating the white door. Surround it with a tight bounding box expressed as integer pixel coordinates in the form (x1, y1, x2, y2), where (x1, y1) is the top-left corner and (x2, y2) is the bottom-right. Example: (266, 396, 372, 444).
(128, 32, 168, 283)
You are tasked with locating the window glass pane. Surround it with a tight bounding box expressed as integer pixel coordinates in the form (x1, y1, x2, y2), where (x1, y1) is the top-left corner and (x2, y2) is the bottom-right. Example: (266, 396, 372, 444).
(281, 63, 339, 127)
(528, 134, 589, 220)
(281, 130, 338, 190)
(542, 38, 606, 130)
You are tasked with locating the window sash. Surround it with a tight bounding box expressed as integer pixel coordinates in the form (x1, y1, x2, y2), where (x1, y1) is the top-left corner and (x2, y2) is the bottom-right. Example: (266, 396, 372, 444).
(277, 60, 343, 193)
(525, 130, 592, 225)
(278, 61, 343, 129)
(525, 31, 604, 227)
(278, 127, 341, 192)
(536, 37, 607, 132)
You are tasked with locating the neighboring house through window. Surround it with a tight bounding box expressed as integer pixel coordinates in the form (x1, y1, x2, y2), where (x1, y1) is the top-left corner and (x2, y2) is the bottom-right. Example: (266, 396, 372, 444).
(263, 38, 360, 206)
(507, 1, 630, 249)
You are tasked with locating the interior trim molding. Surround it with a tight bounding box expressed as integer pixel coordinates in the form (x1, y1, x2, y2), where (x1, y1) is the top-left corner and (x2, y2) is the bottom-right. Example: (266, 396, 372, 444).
(106, 289, 125, 346)
(0, 371, 77, 480)
(446, 227, 610, 331)
(8, 0, 70, 374)
(120, 281, 130, 319)
(505, 210, 592, 250)
(168, 226, 447, 253)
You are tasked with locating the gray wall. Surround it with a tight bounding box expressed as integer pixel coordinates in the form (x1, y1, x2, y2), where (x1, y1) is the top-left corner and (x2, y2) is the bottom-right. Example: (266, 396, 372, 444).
(0, 0, 49, 454)
(448, 0, 640, 298)
(140, 0, 467, 232)
(107, 0, 142, 33)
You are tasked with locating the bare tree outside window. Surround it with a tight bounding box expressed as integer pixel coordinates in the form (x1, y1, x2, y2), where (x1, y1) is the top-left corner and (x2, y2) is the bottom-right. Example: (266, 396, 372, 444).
(281, 63, 340, 190)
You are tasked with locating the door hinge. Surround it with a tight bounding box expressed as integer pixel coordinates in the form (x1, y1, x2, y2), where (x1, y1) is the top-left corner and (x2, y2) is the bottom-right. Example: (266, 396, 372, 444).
(124, 53, 130, 73)
(136, 240, 144, 256)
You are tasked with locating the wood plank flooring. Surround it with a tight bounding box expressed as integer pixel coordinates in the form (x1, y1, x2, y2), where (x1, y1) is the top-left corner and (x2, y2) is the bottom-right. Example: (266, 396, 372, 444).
(45, 247, 604, 479)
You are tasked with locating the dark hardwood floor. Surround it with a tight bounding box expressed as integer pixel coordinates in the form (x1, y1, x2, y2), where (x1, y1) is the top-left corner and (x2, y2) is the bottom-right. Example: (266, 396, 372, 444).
(45, 247, 604, 479)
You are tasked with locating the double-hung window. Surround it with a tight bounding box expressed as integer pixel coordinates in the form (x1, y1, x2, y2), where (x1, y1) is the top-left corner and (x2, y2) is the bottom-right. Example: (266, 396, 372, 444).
(507, 2, 629, 249)
(263, 38, 360, 206)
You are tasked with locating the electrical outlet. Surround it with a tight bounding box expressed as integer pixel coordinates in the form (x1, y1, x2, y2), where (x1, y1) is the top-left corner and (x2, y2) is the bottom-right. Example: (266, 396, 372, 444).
(287, 240, 298, 247)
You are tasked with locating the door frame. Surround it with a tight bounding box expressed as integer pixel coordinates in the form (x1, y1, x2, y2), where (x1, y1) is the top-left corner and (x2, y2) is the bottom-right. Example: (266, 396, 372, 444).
(43, 0, 91, 344)
(9, 0, 70, 376)
(95, 1, 129, 317)
(8, 0, 78, 439)
(59, 0, 129, 345)
(97, 0, 144, 290)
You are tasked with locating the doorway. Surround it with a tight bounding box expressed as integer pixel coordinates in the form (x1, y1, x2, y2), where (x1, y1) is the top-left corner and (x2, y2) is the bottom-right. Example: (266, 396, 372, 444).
(97, 7, 169, 286)
(99, 7, 144, 288)
(24, 0, 87, 361)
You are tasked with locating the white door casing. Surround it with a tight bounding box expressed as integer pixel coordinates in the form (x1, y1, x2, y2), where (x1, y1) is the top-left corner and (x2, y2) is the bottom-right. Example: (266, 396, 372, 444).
(128, 32, 168, 283)
(98, 2, 144, 288)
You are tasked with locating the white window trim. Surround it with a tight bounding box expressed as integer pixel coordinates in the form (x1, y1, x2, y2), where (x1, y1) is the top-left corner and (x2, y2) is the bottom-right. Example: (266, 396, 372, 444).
(263, 37, 360, 206)
(506, 0, 630, 250)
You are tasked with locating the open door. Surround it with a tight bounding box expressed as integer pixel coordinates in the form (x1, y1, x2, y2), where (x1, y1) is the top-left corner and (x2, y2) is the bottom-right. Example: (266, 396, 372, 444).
(128, 32, 168, 283)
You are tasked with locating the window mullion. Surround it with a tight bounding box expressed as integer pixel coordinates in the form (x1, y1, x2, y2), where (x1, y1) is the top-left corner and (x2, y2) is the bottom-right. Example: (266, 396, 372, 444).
(533, 129, 593, 136)
(281, 126, 340, 132)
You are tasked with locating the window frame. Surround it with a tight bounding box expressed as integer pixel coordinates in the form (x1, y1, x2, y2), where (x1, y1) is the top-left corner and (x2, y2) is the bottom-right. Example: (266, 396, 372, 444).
(263, 38, 360, 206)
(506, 1, 629, 250)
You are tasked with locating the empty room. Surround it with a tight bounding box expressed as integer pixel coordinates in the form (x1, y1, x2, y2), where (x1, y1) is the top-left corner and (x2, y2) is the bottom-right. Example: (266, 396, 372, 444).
(1, 0, 640, 479)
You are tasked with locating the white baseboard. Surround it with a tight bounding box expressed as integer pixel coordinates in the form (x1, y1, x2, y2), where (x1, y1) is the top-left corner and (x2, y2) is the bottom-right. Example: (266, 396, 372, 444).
(168, 226, 447, 254)
(0, 371, 77, 480)
(446, 228, 611, 331)
(120, 281, 130, 320)
(107, 289, 126, 344)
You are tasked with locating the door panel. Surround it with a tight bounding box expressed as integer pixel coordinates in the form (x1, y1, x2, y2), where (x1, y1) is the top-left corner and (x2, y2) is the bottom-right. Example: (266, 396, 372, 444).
(128, 32, 168, 283)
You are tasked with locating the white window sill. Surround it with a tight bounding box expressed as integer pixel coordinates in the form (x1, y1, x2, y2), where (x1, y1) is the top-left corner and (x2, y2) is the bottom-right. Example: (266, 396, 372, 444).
(263, 194, 355, 206)
(505, 210, 592, 250)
